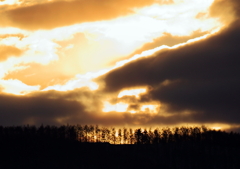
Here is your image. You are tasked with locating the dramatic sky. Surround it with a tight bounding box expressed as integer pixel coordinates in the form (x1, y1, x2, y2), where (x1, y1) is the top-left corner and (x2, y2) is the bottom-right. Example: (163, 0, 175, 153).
(0, 0, 240, 131)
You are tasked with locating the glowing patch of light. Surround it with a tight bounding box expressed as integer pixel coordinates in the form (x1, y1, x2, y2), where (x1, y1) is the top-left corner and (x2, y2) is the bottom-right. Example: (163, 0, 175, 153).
(129, 110, 137, 114)
(0, 79, 40, 95)
(140, 105, 159, 114)
(114, 30, 219, 70)
(102, 101, 128, 112)
(38, 25, 220, 93)
(0, 0, 224, 95)
(0, 0, 21, 5)
(118, 88, 147, 98)
(211, 127, 222, 130)
(43, 77, 99, 91)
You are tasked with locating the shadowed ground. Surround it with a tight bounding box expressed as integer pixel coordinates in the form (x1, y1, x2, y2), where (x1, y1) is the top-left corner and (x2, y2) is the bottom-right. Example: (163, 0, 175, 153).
(0, 125, 239, 169)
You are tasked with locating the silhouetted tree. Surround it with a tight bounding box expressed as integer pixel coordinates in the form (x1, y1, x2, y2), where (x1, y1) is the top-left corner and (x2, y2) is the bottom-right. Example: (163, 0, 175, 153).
(153, 128, 160, 144)
(101, 127, 109, 142)
(89, 125, 94, 142)
(135, 129, 142, 144)
(129, 128, 134, 144)
(77, 124, 83, 142)
(83, 125, 90, 142)
(95, 125, 101, 142)
(142, 129, 150, 144)
(123, 128, 129, 144)
(148, 128, 154, 144)
(66, 125, 77, 140)
(111, 127, 117, 144)
(161, 127, 169, 143)
(105, 127, 110, 142)
(173, 127, 180, 142)
(118, 129, 122, 144)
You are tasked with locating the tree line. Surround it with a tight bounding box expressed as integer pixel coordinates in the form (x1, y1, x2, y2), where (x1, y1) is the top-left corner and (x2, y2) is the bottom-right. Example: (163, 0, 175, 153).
(0, 124, 240, 145)
(1, 125, 240, 168)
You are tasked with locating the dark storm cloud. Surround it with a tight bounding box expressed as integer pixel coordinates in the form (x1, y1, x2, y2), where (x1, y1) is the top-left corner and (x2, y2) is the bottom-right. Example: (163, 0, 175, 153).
(0, 88, 154, 127)
(0, 87, 110, 126)
(102, 19, 240, 124)
(0, 87, 157, 127)
(29, 88, 103, 112)
(0, 93, 86, 126)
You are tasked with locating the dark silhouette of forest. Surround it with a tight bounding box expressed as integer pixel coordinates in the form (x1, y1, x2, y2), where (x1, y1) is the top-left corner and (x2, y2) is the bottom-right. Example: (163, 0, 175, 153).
(0, 125, 240, 169)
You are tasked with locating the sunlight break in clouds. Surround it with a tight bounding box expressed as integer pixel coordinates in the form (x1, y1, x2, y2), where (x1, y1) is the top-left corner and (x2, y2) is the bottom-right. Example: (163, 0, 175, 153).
(1, 0, 238, 130)
(102, 101, 129, 113)
(0, 0, 222, 109)
(118, 88, 147, 99)
(30, 0, 220, 94)
(0, 79, 40, 95)
(0, 0, 21, 5)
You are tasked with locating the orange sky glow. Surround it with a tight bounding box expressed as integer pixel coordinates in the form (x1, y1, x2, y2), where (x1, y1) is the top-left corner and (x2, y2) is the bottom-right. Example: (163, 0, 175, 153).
(0, 0, 239, 131)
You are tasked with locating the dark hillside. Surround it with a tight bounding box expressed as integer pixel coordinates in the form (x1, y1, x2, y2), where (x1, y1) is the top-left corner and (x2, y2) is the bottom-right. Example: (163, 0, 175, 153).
(0, 125, 239, 169)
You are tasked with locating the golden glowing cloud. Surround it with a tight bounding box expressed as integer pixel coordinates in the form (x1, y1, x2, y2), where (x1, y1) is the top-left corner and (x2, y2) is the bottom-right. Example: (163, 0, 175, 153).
(1, 0, 221, 82)
(0, 79, 40, 95)
(0, 0, 226, 118)
(118, 88, 147, 98)
(103, 101, 129, 113)
(0, 0, 159, 29)
(0, 45, 22, 61)
(140, 104, 159, 114)
(0, 0, 21, 5)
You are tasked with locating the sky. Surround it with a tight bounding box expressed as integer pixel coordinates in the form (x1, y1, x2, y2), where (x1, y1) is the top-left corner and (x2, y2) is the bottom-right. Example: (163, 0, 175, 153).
(0, 0, 240, 131)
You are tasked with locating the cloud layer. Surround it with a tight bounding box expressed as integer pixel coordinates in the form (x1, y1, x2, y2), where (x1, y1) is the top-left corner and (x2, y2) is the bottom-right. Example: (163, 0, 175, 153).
(0, 0, 240, 131)
(1, 0, 161, 30)
(102, 19, 240, 124)
(0, 45, 22, 61)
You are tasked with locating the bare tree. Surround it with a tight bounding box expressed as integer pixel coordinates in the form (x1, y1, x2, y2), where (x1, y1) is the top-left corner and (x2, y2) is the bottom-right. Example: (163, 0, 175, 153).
(111, 127, 117, 144)
(101, 127, 109, 142)
(83, 125, 89, 142)
(135, 128, 142, 144)
(129, 128, 134, 144)
(89, 125, 94, 142)
(153, 128, 160, 144)
(118, 129, 122, 144)
(95, 125, 101, 142)
(123, 128, 129, 144)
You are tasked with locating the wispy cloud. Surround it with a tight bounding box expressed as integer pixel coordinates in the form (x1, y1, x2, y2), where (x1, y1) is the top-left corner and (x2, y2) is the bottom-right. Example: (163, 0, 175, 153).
(0, 0, 159, 30)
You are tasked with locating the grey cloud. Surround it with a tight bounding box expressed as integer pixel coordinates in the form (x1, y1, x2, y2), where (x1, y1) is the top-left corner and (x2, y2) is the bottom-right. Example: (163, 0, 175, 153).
(102, 19, 240, 124)
(0, 93, 85, 126)
(0, 88, 107, 126)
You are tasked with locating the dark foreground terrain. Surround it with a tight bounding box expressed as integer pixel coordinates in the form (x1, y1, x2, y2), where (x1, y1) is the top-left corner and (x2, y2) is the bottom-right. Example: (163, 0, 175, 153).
(0, 125, 240, 169)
